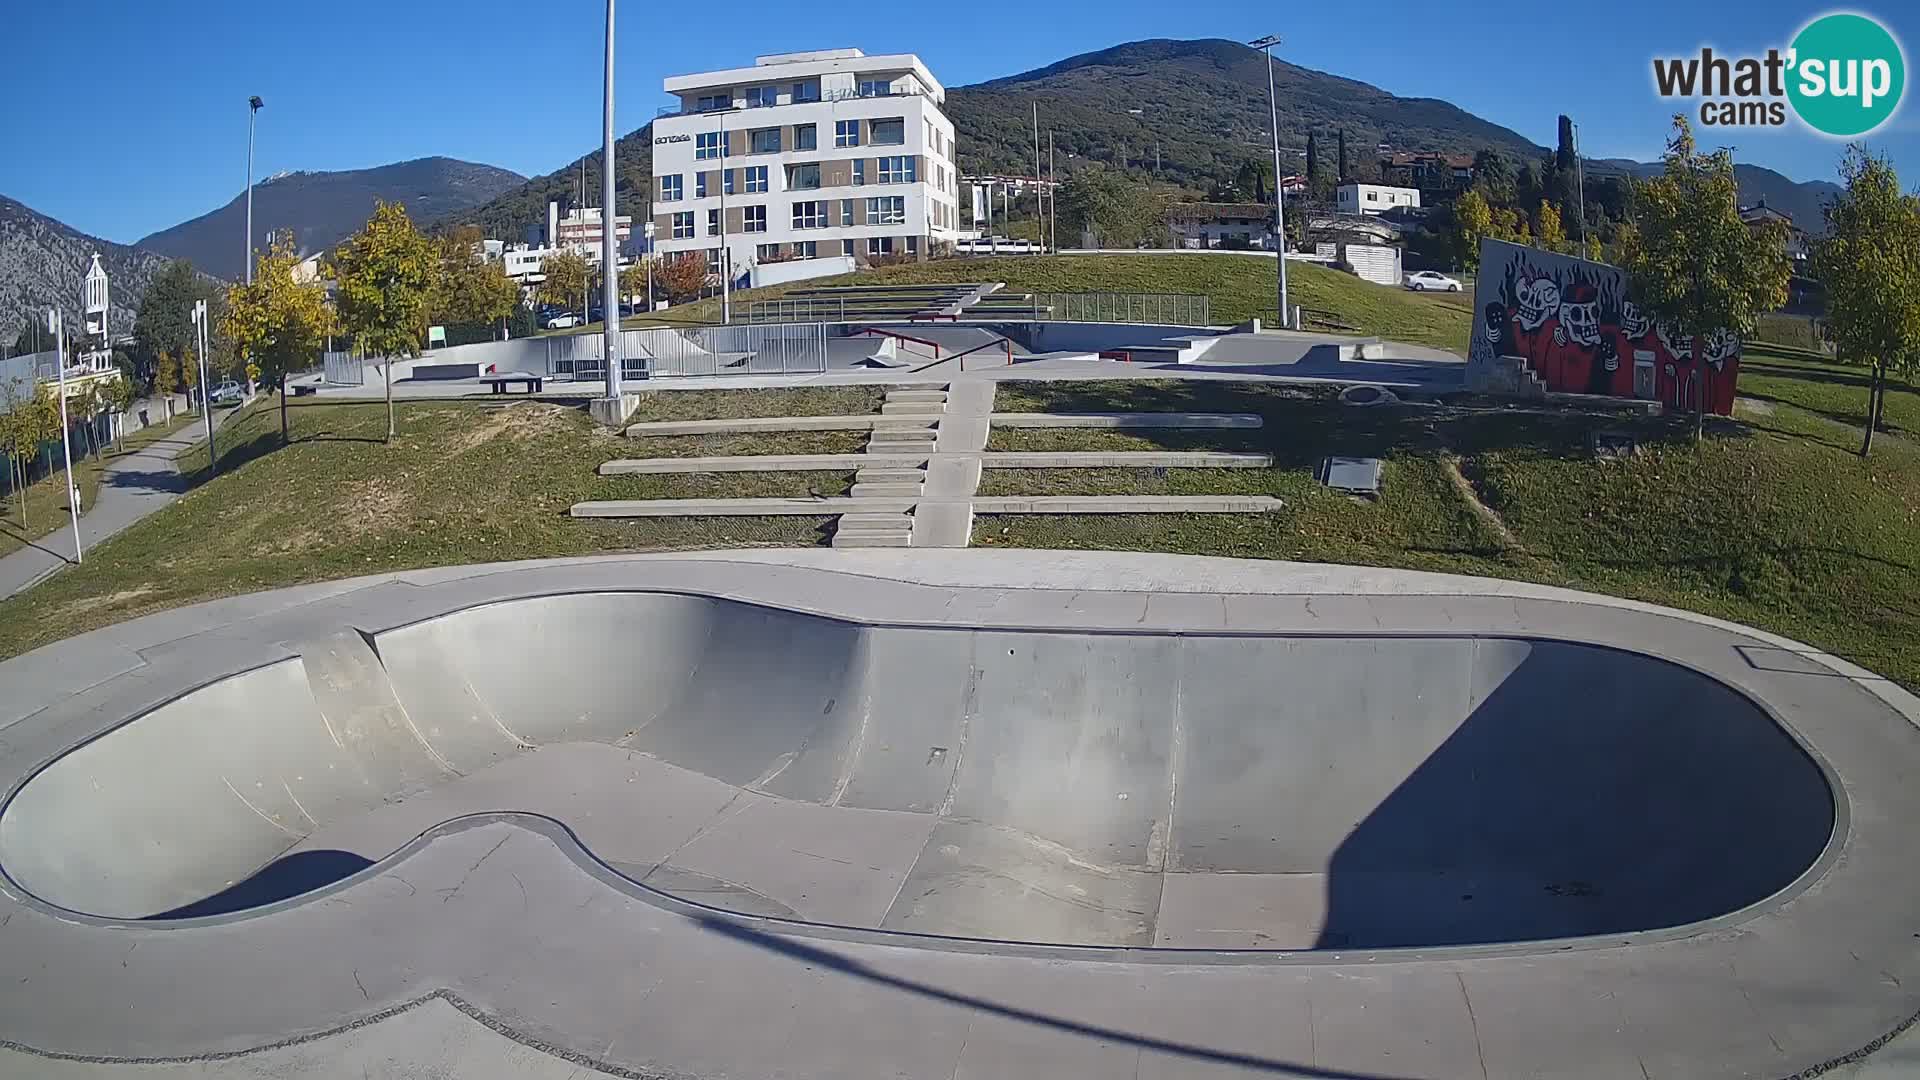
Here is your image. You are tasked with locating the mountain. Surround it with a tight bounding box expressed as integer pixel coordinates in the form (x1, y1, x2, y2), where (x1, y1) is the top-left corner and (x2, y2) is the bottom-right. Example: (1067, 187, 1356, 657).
(945, 39, 1544, 189)
(1592, 158, 1842, 232)
(136, 157, 524, 281)
(432, 130, 654, 243)
(0, 195, 172, 350)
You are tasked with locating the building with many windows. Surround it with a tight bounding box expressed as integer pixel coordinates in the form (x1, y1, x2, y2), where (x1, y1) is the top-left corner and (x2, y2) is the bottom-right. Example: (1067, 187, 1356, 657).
(650, 49, 961, 273)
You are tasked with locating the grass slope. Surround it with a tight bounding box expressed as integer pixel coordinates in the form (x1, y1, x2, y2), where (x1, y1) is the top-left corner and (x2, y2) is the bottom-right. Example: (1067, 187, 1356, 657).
(612, 255, 1474, 354)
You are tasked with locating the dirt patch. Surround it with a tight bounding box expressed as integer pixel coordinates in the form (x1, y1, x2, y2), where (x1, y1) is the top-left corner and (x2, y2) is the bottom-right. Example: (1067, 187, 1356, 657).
(52, 587, 158, 621)
(337, 477, 416, 536)
(1442, 454, 1527, 555)
(447, 402, 577, 453)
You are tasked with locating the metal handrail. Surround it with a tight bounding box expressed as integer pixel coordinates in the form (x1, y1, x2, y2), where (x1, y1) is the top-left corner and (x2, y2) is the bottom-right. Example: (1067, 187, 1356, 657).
(947, 336, 1016, 367)
(854, 326, 940, 358)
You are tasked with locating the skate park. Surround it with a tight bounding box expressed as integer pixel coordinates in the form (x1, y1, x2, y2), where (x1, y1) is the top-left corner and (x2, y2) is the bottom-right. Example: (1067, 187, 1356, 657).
(1, 550, 1918, 1078)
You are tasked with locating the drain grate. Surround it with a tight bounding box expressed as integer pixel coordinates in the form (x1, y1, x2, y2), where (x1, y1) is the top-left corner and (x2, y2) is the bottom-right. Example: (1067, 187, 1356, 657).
(1319, 456, 1383, 496)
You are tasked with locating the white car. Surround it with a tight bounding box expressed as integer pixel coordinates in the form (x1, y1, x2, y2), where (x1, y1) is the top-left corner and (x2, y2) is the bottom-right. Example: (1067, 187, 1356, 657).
(1404, 270, 1463, 292)
(543, 312, 581, 330)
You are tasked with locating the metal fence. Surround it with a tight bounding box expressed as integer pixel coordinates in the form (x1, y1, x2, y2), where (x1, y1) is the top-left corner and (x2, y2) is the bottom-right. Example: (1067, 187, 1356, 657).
(1026, 292, 1211, 326)
(321, 350, 365, 385)
(547, 322, 830, 379)
(744, 298, 857, 323)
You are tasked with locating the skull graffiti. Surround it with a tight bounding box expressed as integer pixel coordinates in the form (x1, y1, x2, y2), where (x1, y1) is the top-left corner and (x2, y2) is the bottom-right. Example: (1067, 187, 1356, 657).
(1702, 328, 1739, 370)
(1482, 303, 1507, 347)
(1621, 302, 1651, 340)
(1560, 285, 1602, 347)
(1656, 322, 1692, 360)
(1515, 277, 1561, 331)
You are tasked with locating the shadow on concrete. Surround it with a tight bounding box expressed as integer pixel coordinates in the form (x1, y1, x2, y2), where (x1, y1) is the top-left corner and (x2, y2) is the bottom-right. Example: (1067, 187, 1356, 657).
(1315, 643, 1833, 949)
(147, 850, 374, 920)
(691, 914, 1415, 1080)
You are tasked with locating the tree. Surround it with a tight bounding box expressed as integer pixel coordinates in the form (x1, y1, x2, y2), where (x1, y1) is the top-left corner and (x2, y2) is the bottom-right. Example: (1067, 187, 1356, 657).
(430, 231, 519, 337)
(1535, 200, 1568, 254)
(1336, 129, 1348, 184)
(1454, 189, 1493, 272)
(181, 338, 201, 414)
(102, 374, 135, 451)
(656, 252, 709, 305)
(1583, 234, 1604, 262)
(1624, 115, 1791, 441)
(133, 260, 230, 398)
(1305, 132, 1321, 199)
(331, 201, 438, 441)
(537, 250, 592, 315)
(153, 349, 179, 423)
(225, 231, 333, 445)
(1810, 146, 1920, 456)
(1056, 167, 1166, 247)
(0, 386, 59, 528)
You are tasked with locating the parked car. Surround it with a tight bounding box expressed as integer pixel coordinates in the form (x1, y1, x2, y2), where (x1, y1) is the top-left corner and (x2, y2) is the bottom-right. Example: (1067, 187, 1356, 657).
(1403, 270, 1463, 292)
(542, 312, 581, 330)
(208, 380, 245, 407)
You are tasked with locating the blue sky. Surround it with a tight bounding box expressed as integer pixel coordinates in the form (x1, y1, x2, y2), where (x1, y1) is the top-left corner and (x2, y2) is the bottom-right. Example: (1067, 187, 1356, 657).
(5, 0, 1914, 244)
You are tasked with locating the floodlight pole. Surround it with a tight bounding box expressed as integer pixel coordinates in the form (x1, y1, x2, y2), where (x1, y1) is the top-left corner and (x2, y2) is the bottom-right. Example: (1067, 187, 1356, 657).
(1251, 34, 1288, 328)
(601, 0, 626, 396)
(50, 309, 82, 563)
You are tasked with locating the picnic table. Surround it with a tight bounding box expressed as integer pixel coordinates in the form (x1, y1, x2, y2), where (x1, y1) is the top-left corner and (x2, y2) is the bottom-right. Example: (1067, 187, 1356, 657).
(483, 372, 543, 394)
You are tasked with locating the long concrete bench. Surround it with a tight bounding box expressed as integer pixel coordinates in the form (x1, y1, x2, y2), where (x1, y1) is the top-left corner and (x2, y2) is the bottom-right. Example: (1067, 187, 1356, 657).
(570, 494, 1283, 518)
(623, 415, 936, 437)
(988, 412, 1263, 429)
(596, 451, 1272, 475)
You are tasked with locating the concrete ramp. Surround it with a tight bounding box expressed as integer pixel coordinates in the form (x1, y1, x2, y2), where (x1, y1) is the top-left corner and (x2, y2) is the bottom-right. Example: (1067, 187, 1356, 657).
(0, 593, 1834, 950)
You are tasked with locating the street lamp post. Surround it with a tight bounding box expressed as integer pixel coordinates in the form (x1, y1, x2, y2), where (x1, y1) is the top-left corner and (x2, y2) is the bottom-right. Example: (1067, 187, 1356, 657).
(600, 0, 625, 397)
(718, 110, 732, 324)
(191, 299, 216, 473)
(644, 219, 656, 314)
(1249, 34, 1289, 329)
(49, 309, 82, 563)
(245, 96, 263, 284)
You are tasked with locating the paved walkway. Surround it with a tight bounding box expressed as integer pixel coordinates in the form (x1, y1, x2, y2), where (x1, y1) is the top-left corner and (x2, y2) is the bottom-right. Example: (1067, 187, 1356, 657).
(0, 410, 239, 599)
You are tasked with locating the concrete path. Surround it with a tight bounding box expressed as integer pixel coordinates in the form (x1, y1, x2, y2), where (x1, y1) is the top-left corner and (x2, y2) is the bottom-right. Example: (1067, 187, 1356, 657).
(0, 409, 241, 599)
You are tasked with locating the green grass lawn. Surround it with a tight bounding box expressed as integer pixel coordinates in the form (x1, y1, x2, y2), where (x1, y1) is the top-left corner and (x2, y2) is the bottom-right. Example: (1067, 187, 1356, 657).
(1736, 344, 1920, 439)
(0, 411, 204, 562)
(599, 255, 1474, 354)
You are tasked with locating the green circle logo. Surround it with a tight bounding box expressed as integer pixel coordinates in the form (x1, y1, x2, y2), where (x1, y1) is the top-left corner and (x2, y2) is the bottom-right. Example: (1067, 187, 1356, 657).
(1788, 13, 1906, 136)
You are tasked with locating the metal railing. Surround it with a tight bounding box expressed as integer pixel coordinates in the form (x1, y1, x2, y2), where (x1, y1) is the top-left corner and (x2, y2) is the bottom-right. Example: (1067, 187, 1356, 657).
(1025, 292, 1212, 326)
(548, 322, 829, 378)
(321, 350, 366, 385)
(853, 326, 940, 359)
(655, 86, 924, 120)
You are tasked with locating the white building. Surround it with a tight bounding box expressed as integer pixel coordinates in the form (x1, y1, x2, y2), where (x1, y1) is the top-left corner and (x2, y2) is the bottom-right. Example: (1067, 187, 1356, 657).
(1336, 183, 1421, 217)
(548, 202, 631, 261)
(650, 49, 962, 273)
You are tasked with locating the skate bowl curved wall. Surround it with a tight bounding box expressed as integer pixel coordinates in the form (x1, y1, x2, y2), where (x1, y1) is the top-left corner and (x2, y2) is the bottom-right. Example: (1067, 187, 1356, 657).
(0, 591, 1836, 950)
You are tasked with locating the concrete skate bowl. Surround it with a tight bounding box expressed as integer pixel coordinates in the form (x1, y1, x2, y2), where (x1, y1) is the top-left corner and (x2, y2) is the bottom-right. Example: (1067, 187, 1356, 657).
(0, 591, 1837, 953)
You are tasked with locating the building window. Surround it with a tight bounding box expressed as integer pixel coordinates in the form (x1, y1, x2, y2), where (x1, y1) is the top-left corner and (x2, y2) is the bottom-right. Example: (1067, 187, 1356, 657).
(870, 118, 905, 145)
(794, 124, 817, 151)
(757, 243, 781, 260)
(792, 81, 818, 103)
(724, 170, 735, 196)
(659, 174, 682, 202)
(858, 79, 890, 98)
(840, 199, 854, 226)
(745, 86, 776, 108)
(879, 156, 914, 184)
(835, 120, 860, 147)
(745, 166, 768, 193)
(787, 163, 820, 190)
(696, 172, 708, 198)
(696, 131, 723, 160)
(795, 241, 817, 258)
(671, 212, 694, 239)
(792, 201, 827, 229)
(852, 159, 865, 185)
(906, 236, 919, 255)
(867, 236, 893, 256)
(842, 239, 855, 257)
(749, 127, 781, 154)
(867, 196, 905, 225)
(695, 93, 729, 112)
(742, 205, 766, 233)
(707, 209, 720, 236)
(1366, 191, 1378, 202)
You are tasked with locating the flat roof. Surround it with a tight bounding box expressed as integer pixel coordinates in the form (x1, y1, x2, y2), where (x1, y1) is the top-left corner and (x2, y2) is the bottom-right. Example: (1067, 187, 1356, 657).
(664, 51, 945, 101)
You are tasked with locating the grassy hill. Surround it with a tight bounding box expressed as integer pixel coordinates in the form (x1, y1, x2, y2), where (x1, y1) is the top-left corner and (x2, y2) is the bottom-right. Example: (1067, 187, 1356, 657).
(615, 254, 1474, 354)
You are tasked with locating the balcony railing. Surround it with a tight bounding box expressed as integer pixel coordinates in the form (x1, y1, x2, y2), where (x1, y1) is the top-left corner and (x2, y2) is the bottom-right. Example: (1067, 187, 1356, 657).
(655, 86, 924, 121)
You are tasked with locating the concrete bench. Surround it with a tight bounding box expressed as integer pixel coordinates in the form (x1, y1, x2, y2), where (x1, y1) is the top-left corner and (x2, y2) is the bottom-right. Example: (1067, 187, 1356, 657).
(483, 372, 543, 394)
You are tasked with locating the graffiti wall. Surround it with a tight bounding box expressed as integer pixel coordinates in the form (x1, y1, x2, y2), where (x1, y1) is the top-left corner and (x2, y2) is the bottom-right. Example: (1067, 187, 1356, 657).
(1468, 238, 1741, 414)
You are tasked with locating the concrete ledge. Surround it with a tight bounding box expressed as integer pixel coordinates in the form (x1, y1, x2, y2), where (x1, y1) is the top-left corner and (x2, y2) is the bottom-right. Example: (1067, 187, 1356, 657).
(971, 495, 1284, 513)
(599, 454, 926, 474)
(990, 412, 1263, 429)
(985, 451, 1272, 468)
(571, 497, 915, 517)
(598, 451, 1272, 475)
(624, 415, 930, 437)
(588, 393, 644, 427)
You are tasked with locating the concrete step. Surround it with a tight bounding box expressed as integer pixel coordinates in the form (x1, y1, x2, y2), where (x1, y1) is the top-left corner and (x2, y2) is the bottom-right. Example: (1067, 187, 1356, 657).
(884, 389, 950, 405)
(880, 401, 946, 416)
(854, 467, 927, 484)
(832, 532, 914, 548)
(850, 481, 923, 499)
(836, 512, 916, 533)
(868, 434, 939, 451)
(871, 415, 940, 431)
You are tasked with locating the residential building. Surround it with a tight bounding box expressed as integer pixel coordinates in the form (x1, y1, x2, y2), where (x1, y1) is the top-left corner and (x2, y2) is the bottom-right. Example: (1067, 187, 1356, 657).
(650, 48, 961, 272)
(960, 173, 1059, 198)
(1336, 183, 1421, 217)
(548, 201, 632, 262)
(1377, 151, 1475, 188)
(1739, 200, 1810, 274)
(1164, 203, 1275, 250)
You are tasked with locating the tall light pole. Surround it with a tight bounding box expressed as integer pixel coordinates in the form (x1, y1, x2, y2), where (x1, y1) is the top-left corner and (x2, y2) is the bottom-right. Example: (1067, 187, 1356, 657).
(600, 0, 625, 397)
(1249, 34, 1289, 329)
(718, 109, 733, 324)
(1570, 118, 1587, 250)
(245, 96, 263, 284)
(644, 219, 656, 314)
(49, 309, 82, 563)
(191, 300, 216, 473)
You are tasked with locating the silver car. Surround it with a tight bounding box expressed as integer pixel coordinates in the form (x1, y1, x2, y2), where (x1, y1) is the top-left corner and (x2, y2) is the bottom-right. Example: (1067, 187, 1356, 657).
(208, 380, 245, 407)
